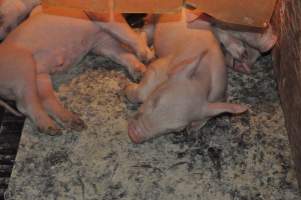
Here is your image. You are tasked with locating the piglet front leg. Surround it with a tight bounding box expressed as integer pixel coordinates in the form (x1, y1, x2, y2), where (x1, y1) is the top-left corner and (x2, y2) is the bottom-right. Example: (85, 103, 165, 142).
(125, 56, 172, 103)
(213, 28, 247, 60)
(85, 12, 154, 63)
(93, 31, 147, 81)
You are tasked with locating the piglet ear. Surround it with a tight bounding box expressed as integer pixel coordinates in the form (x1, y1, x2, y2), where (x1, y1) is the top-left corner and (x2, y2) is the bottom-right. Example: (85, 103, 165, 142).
(185, 9, 202, 22)
(206, 102, 248, 117)
(168, 56, 199, 79)
(169, 51, 208, 80)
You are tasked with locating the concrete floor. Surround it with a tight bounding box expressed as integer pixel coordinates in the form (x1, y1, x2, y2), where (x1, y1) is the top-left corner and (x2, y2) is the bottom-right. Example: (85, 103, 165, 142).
(6, 54, 301, 200)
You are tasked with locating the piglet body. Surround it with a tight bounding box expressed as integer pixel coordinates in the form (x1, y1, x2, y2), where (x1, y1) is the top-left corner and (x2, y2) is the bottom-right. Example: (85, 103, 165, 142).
(126, 9, 247, 143)
(3, 10, 99, 74)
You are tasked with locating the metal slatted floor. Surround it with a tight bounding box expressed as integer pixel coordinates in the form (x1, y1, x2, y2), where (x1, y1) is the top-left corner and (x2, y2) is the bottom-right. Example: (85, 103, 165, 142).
(0, 101, 25, 200)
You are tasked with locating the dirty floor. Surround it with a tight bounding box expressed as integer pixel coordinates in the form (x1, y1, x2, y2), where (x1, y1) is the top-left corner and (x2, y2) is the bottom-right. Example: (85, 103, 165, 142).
(5, 54, 301, 200)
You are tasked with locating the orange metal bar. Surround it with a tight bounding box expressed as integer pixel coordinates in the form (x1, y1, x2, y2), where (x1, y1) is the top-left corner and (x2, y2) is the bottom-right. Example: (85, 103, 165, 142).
(42, 0, 110, 13)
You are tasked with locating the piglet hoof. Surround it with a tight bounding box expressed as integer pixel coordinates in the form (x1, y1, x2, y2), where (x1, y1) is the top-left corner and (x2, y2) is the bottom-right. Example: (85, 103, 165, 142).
(65, 114, 87, 132)
(70, 117, 87, 131)
(46, 126, 63, 136)
(129, 63, 146, 82)
(37, 124, 62, 136)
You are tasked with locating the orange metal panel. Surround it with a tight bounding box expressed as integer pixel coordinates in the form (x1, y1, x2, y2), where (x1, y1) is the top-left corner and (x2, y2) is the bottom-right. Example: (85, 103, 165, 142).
(114, 0, 183, 13)
(41, 0, 277, 27)
(42, 4, 112, 21)
(42, 0, 111, 12)
(185, 0, 277, 28)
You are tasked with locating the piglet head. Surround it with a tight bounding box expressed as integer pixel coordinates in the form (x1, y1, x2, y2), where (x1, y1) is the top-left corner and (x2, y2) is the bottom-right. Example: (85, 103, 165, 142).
(128, 56, 248, 144)
(128, 80, 194, 144)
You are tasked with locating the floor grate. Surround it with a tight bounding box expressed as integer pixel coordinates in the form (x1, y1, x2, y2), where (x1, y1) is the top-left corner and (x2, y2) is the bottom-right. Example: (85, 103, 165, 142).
(0, 101, 25, 199)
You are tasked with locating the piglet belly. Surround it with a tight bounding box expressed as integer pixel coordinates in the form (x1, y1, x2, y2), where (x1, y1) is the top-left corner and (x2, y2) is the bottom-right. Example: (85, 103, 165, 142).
(33, 46, 88, 74)
(4, 13, 99, 73)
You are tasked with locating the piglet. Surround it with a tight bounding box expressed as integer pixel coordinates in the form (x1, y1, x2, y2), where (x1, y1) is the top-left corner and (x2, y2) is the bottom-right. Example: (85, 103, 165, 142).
(126, 9, 247, 143)
(185, 10, 277, 73)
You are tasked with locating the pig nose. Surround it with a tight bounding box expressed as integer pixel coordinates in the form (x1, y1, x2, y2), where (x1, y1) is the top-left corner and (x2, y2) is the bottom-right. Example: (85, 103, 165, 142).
(128, 120, 144, 144)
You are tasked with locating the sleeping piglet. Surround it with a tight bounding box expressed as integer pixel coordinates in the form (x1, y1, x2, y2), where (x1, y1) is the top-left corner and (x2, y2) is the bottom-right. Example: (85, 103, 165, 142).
(126, 9, 247, 143)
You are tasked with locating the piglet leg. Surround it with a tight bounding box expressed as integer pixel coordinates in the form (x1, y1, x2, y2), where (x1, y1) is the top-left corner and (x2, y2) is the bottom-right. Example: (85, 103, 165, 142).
(0, 44, 61, 135)
(226, 25, 277, 53)
(213, 28, 247, 60)
(93, 32, 147, 81)
(223, 43, 261, 74)
(86, 12, 154, 62)
(17, 80, 61, 135)
(37, 74, 86, 131)
(125, 57, 171, 103)
(17, 85, 61, 135)
(16, 68, 61, 135)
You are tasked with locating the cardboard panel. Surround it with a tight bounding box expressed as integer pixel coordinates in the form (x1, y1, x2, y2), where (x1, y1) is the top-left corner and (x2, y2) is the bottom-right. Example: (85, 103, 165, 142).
(42, 0, 111, 12)
(114, 0, 183, 13)
(185, 0, 277, 28)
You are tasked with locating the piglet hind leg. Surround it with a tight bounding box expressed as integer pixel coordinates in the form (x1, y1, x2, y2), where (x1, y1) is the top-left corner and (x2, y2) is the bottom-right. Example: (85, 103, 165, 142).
(36, 74, 86, 132)
(15, 64, 61, 135)
(229, 25, 277, 53)
(17, 91, 62, 136)
(0, 44, 61, 135)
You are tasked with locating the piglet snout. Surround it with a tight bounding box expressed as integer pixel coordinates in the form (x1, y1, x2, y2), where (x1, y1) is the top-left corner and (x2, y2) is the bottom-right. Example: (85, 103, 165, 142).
(128, 120, 145, 144)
